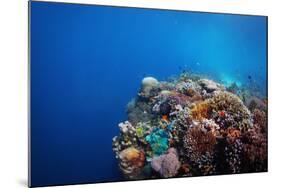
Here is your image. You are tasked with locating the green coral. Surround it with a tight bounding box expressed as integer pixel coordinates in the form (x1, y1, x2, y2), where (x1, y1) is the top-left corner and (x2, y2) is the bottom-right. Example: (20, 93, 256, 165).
(136, 127, 144, 138)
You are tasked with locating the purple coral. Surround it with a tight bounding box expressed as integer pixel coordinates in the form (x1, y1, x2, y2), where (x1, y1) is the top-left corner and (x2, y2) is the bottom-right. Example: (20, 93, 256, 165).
(151, 148, 181, 178)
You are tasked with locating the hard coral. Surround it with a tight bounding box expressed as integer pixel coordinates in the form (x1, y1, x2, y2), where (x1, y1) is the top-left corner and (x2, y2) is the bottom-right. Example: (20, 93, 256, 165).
(241, 108, 267, 172)
(209, 91, 252, 132)
(191, 101, 211, 121)
(184, 125, 216, 161)
(198, 79, 224, 93)
(118, 147, 145, 178)
(140, 77, 159, 98)
(184, 124, 216, 174)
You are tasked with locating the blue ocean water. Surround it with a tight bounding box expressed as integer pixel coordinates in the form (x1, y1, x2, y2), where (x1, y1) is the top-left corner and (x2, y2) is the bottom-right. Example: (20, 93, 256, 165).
(30, 1, 267, 186)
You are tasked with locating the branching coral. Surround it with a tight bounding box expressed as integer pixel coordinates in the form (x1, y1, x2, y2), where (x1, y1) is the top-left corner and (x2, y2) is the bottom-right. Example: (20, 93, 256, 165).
(184, 124, 217, 175)
(225, 136, 243, 173)
(241, 115, 267, 172)
(208, 91, 252, 132)
(112, 121, 138, 155)
(190, 101, 211, 121)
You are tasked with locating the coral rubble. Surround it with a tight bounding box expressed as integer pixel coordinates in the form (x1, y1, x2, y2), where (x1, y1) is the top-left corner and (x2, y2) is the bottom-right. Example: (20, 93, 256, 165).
(112, 74, 267, 179)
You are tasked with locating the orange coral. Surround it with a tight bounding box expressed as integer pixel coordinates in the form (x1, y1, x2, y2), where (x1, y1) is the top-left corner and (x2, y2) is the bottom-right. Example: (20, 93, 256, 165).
(123, 147, 145, 167)
(162, 115, 169, 121)
(191, 101, 211, 121)
(227, 128, 241, 139)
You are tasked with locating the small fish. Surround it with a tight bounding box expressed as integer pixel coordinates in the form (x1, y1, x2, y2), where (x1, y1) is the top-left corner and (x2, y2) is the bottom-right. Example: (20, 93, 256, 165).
(248, 75, 252, 80)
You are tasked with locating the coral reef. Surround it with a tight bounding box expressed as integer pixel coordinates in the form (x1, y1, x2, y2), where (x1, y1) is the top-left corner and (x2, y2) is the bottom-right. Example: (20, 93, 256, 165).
(112, 73, 267, 179)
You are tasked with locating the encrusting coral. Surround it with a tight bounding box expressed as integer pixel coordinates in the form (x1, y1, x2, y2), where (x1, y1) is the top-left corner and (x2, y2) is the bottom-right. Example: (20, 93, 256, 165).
(112, 73, 267, 179)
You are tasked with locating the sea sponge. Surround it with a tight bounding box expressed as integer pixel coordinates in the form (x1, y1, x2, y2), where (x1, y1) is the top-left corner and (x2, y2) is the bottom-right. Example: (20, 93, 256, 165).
(151, 148, 181, 178)
(118, 147, 146, 178)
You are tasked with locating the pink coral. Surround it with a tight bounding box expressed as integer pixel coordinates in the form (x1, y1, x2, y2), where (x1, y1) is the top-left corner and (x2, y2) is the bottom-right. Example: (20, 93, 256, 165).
(151, 148, 181, 178)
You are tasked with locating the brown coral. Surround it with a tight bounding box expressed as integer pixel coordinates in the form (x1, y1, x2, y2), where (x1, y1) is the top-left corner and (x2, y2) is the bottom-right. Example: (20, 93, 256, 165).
(253, 109, 267, 133)
(208, 91, 252, 132)
(185, 125, 216, 160)
(184, 124, 217, 175)
(118, 147, 145, 178)
(240, 109, 267, 172)
(225, 138, 243, 173)
(226, 128, 241, 139)
(191, 101, 211, 121)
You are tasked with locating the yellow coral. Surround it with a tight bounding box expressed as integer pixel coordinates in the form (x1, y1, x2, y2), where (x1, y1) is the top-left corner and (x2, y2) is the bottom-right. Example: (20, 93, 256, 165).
(118, 147, 145, 178)
(191, 101, 210, 121)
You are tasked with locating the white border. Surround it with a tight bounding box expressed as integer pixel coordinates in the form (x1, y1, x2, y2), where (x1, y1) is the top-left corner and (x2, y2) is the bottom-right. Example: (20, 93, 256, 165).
(1, 0, 281, 188)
